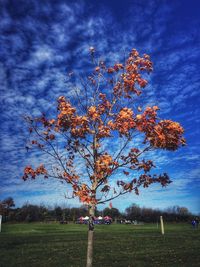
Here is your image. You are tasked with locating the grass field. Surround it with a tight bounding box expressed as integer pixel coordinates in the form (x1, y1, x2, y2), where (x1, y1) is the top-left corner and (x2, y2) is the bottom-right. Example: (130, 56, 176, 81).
(0, 222, 199, 267)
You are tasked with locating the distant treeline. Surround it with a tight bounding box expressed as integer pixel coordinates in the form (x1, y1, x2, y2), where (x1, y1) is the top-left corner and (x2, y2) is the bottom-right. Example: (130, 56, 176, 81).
(0, 197, 197, 223)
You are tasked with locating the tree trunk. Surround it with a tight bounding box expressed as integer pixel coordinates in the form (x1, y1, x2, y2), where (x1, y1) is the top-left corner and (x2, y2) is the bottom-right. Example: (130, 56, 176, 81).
(86, 205, 95, 267)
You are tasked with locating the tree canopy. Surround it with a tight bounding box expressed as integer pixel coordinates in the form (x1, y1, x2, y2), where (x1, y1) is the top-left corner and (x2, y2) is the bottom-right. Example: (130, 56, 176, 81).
(23, 48, 185, 208)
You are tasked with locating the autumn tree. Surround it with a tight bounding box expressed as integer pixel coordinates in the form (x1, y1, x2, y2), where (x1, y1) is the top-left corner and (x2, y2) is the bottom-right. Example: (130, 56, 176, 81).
(23, 48, 185, 267)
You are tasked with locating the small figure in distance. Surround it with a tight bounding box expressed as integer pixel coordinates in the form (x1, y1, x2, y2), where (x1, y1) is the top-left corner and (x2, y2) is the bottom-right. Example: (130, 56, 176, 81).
(192, 219, 196, 229)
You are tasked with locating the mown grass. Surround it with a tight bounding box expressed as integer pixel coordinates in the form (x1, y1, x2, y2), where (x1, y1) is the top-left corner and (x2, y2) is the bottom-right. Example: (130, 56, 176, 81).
(0, 223, 199, 267)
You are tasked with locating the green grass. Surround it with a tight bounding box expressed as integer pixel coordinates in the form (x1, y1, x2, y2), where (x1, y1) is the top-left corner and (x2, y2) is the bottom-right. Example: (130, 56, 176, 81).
(0, 223, 199, 267)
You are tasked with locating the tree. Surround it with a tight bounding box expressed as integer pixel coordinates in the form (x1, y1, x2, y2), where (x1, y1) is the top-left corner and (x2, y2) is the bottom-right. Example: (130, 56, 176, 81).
(103, 207, 121, 220)
(126, 203, 142, 221)
(0, 197, 15, 222)
(22, 48, 185, 267)
(54, 206, 63, 221)
(20, 204, 42, 222)
(165, 205, 191, 222)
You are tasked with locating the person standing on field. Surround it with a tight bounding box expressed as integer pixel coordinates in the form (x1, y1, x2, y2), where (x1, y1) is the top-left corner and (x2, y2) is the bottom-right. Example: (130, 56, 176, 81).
(192, 219, 196, 229)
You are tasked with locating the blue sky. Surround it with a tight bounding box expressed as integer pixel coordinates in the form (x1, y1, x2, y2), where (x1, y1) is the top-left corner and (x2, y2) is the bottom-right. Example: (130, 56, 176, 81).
(0, 0, 200, 214)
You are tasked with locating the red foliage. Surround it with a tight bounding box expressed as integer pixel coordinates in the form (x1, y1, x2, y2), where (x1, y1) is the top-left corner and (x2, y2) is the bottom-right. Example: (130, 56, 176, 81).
(23, 165, 48, 180)
(147, 120, 186, 150)
(23, 48, 185, 206)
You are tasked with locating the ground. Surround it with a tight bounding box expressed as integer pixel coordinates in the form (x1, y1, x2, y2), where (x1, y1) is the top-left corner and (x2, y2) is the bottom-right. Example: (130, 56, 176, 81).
(0, 223, 199, 266)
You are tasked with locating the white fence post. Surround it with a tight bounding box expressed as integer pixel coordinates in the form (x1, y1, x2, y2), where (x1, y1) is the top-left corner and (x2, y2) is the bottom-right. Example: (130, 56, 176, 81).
(160, 216, 164, 235)
(0, 215, 2, 233)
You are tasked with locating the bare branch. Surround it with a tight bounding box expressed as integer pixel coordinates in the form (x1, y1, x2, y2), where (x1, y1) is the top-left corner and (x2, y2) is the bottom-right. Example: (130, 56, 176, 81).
(97, 188, 134, 204)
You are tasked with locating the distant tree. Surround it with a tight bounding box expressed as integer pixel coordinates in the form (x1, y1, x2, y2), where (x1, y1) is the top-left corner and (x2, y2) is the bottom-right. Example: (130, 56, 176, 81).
(39, 205, 48, 221)
(126, 204, 142, 221)
(103, 207, 121, 219)
(69, 205, 89, 221)
(0, 197, 15, 221)
(15, 204, 48, 222)
(126, 204, 193, 223)
(0, 197, 15, 210)
(54, 206, 63, 221)
(165, 205, 191, 222)
(177, 206, 190, 216)
(23, 48, 185, 267)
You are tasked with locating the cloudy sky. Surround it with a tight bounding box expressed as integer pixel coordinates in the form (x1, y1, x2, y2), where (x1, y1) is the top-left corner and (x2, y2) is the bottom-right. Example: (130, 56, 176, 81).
(0, 0, 200, 214)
